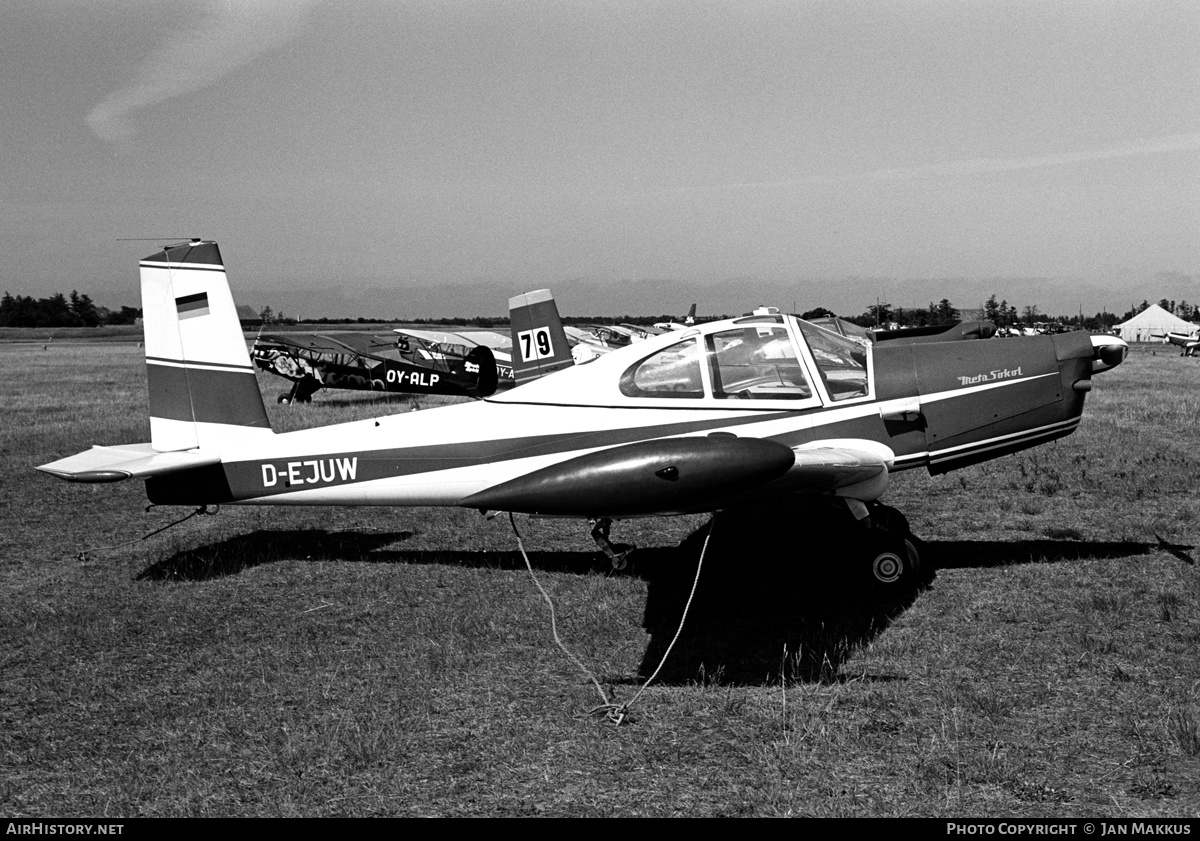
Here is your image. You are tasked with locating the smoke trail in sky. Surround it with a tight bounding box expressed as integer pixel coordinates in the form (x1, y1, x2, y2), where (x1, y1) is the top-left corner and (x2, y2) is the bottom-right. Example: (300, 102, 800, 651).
(861, 133, 1200, 183)
(87, 0, 312, 144)
(634, 133, 1200, 199)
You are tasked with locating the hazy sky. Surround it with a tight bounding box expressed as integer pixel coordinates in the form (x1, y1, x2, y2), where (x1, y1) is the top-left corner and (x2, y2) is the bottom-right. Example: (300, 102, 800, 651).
(3, 0, 1198, 317)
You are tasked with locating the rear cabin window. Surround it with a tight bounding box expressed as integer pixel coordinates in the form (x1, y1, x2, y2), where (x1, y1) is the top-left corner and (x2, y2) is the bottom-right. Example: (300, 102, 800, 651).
(798, 321, 870, 401)
(706, 325, 812, 400)
(619, 339, 704, 398)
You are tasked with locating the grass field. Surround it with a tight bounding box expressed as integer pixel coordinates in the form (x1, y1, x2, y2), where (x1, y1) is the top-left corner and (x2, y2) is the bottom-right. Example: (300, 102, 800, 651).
(2, 340, 1199, 817)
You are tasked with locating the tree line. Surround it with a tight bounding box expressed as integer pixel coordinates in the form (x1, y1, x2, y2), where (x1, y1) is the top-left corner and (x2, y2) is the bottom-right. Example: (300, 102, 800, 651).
(805, 295, 1198, 333)
(8, 288, 1193, 333)
(0, 291, 140, 328)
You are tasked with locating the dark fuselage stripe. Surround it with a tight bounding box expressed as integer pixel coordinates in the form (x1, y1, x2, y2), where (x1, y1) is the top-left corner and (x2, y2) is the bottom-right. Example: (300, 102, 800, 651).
(205, 411, 800, 498)
(146, 363, 270, 428)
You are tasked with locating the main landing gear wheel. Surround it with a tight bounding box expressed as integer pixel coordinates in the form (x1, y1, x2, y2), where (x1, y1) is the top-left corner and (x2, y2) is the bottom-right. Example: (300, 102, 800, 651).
(861, 503, 926, 592)
(869, 538, 906, 586)
(863, 529, 922, 591)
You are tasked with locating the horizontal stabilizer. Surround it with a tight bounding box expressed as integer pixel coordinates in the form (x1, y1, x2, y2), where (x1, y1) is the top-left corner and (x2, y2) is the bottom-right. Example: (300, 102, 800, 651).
(37, 444, 221, 483)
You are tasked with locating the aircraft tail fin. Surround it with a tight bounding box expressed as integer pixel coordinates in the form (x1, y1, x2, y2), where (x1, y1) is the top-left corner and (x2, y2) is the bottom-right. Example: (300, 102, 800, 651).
(508, 289, 574, 384)
(140, 240, 272, 451)
(465, 344, 499, 397)
(684, 303, 696, 325)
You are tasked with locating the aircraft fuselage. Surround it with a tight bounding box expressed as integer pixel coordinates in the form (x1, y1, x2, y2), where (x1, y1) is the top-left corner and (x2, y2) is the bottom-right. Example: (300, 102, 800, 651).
(146, 328, 1103, 515)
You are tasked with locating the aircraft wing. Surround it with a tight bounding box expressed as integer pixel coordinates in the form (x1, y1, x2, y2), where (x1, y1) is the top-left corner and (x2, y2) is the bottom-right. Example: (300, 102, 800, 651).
(460, 436, 892, 517)
(456, 330, 513, 351)
(38, 443, 221, 483)
(393, 328, 479, 348)
(777, 441, 892, 495)
(255, 331, 396, 361)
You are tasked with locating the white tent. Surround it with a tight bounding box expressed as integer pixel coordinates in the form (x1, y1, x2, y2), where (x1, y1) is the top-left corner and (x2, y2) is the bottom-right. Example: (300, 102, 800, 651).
(1113, 304, 1198, 343)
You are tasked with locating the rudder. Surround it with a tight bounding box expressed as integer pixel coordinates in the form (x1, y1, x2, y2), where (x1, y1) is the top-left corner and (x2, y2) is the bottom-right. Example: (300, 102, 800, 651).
(140, 240, 271, 451)
(508, 289, 574, 384)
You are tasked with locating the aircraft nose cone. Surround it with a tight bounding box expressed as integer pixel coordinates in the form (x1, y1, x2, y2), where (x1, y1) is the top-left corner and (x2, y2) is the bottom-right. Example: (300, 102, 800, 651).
(1090, 335, 1128, 373)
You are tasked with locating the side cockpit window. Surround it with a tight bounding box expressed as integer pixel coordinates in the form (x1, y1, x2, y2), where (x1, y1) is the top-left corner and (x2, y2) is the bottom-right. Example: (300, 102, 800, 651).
(706, 325, 811, 400)
(798, 321, 871, 401)
(619, 338, 704, 398)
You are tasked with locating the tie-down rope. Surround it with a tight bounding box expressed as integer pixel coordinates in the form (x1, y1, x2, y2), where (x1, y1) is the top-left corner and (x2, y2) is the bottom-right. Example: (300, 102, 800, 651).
(509, 511, 714, 726)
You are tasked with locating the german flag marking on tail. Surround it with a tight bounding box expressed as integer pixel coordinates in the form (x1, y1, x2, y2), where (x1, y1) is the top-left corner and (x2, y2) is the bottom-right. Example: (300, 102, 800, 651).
(176, 292, 210, 319)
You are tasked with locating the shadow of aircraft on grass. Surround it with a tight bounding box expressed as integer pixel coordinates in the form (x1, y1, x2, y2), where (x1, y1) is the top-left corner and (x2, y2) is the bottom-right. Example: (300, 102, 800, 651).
(137, 528, 652, 582)
(927, 538, 1195, 569)
(633, 513, 932, 686)
(137, 529, 417, 581)
(136, 520, 1190, 686)
(632, 530, 1191, 687)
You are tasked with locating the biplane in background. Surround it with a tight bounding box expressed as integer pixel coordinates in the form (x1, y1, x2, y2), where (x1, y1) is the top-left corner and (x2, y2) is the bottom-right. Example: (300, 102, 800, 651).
(250, 328, 499, 403)
(397, 327, 515, 386)
(41, 240, 1129, 592)
(454, 329, 515, 379)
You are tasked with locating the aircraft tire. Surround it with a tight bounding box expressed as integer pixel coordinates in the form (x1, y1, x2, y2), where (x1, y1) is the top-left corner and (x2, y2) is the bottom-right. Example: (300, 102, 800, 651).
(863, 528, 922, 592)
(865, 503, 933, 588)
(277, 393, 291, 405)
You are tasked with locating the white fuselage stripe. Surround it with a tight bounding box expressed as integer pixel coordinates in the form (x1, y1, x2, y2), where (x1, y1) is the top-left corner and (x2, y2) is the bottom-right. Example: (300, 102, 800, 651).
(139, 261, 226, 272)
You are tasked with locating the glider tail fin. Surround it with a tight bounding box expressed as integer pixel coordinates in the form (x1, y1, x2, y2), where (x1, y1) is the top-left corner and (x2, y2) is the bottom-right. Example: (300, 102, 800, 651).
(508, 289, 575, 384)
(140, 240, 272, 451)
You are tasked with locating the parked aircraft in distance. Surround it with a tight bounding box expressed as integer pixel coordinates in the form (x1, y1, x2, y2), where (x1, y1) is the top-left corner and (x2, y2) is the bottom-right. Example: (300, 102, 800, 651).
(995, 326, 1038, 338)
(39, 240, 1128, 591)
(655, 304, 697, 332)
(562, 324, 642, 363)
(810, 316, 998, 345)
(1154, 331, 1200, 357)
(562, 326, 614, 364)
(619, 323, 666, 339)
(250, 327, 499, 403)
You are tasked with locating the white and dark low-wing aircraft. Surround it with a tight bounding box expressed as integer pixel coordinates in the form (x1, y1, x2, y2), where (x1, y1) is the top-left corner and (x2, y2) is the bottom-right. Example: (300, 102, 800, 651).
(39, 241, 1128, 589)
(1155, 331, 1200, 357)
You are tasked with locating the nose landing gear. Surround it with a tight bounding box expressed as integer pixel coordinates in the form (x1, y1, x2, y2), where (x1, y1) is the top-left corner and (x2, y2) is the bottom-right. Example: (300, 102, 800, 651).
(590, 518, 634, 571)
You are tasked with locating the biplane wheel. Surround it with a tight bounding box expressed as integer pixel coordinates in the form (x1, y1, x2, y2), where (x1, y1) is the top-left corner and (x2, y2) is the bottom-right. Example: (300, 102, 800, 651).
(277, 393, 291, 405)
